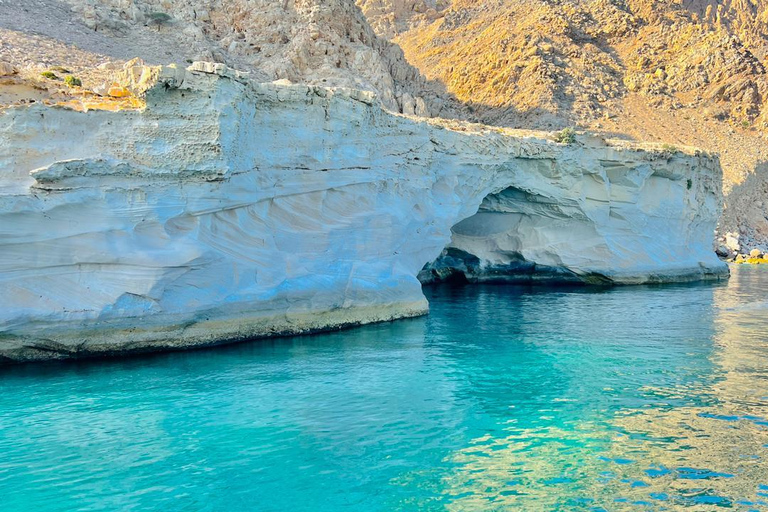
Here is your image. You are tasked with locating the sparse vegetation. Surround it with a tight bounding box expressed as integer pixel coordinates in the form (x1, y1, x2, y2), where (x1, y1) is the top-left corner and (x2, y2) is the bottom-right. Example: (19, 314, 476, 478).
(553, 127, 576, 144)
(660, 143, 678, 156)
(64, 75, 82, 88)
(40, 71, 58, 80)
(148, 12, 172, 31)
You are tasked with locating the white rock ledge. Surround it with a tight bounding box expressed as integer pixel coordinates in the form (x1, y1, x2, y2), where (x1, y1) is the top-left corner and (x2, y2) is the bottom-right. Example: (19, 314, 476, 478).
(0, 64, 728, 362)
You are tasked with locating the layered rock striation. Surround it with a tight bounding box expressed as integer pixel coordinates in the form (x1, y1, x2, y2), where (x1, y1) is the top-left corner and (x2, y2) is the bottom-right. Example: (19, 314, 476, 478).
(0, 64, 727, 362)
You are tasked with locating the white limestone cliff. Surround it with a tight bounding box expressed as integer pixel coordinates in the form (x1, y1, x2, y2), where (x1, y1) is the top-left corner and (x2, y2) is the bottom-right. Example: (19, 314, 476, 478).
(0, 63, 727, 362)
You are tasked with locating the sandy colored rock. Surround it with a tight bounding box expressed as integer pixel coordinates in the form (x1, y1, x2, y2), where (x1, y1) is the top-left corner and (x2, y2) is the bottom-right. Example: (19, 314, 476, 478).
(0, 61, 15, 76)
(107, 85, 131, 98)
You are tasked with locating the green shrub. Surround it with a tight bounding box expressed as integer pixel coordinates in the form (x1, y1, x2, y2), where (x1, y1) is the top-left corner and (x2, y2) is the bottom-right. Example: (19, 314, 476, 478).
(660, 143, 678, 155)
(553, 127, 576, 144)
(148, 12, 172, 31)
(40, 71, 58, 80)
(64, 75, 82, 87)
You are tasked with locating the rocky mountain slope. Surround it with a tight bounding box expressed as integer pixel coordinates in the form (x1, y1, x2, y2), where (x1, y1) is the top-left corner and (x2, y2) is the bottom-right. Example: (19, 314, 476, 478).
(0, 0, 462, 117)
(362, 0, 768, 130)
(0, 0, 766, 253)
(358, 0, 768, 253)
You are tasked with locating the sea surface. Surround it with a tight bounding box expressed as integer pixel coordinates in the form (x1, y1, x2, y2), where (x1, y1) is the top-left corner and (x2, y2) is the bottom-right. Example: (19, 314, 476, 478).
(2, 265, 768, 511)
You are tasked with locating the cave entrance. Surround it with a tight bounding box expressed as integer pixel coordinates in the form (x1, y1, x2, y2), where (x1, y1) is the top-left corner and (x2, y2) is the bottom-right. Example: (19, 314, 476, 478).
(418, 186, 588, 285)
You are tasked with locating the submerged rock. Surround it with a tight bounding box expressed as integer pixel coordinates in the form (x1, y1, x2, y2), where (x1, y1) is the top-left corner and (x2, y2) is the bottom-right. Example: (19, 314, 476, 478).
(0, 64, 728, 362)
(715, 244, 733, 259)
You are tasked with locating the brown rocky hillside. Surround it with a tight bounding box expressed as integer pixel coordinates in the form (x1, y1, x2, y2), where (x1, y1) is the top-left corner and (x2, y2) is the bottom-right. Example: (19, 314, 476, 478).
(358, 0, 768, 252)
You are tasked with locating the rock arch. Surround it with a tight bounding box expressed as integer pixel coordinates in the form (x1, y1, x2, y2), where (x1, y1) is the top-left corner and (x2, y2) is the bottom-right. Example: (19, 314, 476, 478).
(0, 64, 727, 361)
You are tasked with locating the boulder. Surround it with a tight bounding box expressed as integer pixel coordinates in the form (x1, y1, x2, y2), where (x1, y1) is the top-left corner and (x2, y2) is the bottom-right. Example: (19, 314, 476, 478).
(107, 85, 131, 98)
(92, 82, 110, 96)
(725, 232, 740, 252)
(0, 61, 16, 76)
(715, 245, 733, 258)
(97, 61, 123, 71)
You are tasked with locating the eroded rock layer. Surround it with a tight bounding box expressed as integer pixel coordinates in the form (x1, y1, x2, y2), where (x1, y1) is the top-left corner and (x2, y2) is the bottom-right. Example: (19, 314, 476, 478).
(0, 64, 727, 362)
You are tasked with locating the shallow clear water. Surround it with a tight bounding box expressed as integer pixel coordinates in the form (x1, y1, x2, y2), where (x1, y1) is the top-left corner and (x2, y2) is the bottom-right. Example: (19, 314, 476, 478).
(2, 266, 768, 511)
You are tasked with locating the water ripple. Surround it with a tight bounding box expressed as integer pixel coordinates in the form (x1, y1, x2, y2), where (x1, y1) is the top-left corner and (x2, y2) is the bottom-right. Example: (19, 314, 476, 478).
(1, 266, 768, 510)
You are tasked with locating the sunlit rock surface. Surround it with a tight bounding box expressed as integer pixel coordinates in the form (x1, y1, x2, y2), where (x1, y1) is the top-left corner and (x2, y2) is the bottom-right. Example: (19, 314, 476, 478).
(0, 64, 727, 362)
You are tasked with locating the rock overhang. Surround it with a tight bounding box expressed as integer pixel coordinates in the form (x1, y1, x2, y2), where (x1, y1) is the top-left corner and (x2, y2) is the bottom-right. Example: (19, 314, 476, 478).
(0, 63, 728, 362)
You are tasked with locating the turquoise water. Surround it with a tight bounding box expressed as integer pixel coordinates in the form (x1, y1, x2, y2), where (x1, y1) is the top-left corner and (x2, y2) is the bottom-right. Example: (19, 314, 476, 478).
(2, 266, 768, 511)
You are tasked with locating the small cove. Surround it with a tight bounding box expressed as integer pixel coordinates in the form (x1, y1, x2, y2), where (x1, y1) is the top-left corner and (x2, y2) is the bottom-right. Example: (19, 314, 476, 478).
(1, 265, 767, 511)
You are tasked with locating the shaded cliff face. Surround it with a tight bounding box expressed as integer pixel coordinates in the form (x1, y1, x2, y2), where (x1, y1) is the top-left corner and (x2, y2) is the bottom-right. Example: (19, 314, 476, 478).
(0, 0, 468, 118)
(0, 64, 726, 362)
(36, 0, 459, 117)
(356, 0, 449, 38)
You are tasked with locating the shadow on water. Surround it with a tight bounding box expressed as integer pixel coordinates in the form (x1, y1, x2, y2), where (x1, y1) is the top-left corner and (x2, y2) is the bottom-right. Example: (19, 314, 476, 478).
(0, 277, 727, 376)
(2, 267, 768, 511)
